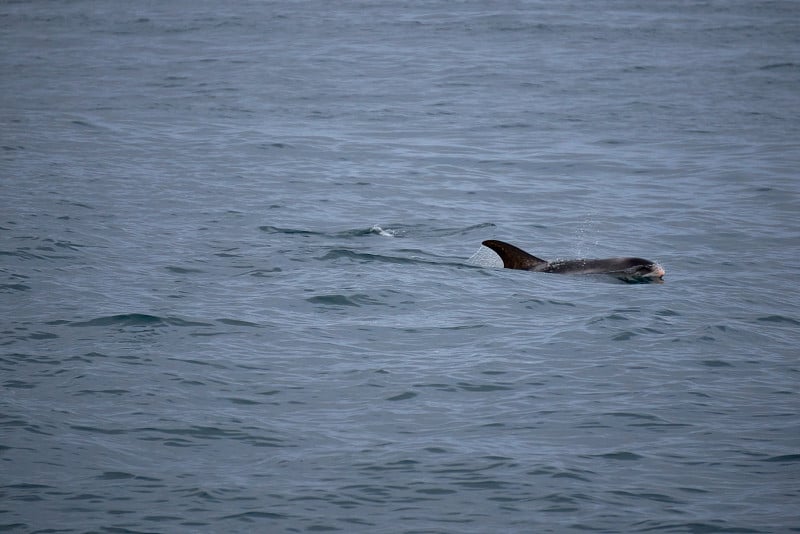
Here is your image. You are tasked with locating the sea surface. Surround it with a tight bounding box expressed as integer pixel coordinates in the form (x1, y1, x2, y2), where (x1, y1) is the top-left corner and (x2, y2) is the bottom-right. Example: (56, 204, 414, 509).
(2, 1, 799, 532)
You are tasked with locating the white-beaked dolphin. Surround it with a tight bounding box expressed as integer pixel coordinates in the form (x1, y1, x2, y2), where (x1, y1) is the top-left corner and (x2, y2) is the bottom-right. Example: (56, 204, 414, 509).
(482, 239, 665, 283)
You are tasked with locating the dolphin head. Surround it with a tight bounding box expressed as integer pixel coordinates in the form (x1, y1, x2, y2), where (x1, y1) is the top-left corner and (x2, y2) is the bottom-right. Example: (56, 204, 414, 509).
(616, 258, 665, 283)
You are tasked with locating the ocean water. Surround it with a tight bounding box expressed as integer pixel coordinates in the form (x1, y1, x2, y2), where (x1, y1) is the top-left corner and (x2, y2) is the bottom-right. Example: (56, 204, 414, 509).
(2, 1, 799, 532)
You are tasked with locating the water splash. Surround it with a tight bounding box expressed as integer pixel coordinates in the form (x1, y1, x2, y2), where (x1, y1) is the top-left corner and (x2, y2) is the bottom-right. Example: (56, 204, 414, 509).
(370, 225, 396, 237)
(467, 245, 503, 268)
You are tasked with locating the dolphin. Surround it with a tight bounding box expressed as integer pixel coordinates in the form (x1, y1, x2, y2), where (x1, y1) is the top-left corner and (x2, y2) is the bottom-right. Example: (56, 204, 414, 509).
(482, 239, 665, 283)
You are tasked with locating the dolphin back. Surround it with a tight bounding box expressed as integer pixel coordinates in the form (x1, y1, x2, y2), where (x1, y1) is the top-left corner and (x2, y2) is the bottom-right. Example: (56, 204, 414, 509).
(482, 240, 548, 271)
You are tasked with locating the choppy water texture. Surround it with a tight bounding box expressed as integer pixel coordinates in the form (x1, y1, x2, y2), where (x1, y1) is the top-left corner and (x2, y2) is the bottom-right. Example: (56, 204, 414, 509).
(2, 1, 799, 532)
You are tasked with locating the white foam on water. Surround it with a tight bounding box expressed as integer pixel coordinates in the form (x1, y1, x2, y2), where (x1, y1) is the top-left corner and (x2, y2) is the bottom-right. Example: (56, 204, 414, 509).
(370, 225, 396, 237)
(467, 245, 504, 268)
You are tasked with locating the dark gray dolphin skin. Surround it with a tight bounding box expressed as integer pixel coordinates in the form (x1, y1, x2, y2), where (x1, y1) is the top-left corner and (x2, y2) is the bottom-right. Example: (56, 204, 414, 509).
(482, 239, 665, 283)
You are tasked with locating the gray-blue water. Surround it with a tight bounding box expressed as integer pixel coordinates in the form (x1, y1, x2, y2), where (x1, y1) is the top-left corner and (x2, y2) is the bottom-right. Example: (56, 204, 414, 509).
(2, 1, 799, 532)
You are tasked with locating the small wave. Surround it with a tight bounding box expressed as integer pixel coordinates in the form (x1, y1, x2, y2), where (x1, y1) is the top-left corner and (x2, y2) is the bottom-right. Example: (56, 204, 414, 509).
(610, 490, 682, 504)
(95, 471, 159, 481)
(494, 121, 532, 129)
(759, 62, 797, 70)
(69, 313, 164, 327)
(365, 222, 495, 238)
(165, 266, 205, 274)
(756, 315, 799, 326)
(763, 454, 800, 463)
(632, 520, 759, 533)
(592, 451, 643, 461)
(75, 389, 128, 396)
(318, 249, 417, 265)
(70, 119, 98, 128)
(71, 425, 127, 435)
(307, 293, 386, 307)
(604, 412, 661, 421)
(366, 222, 496, 239)
(216, 318, 261, 327)
(702, 359, 732, 367)
(244, 267, 283, 277)
(68, 314, 212, 327)
(428, 222, 496, 237)
(260, 222, 494, 240)
(457, 382, 513, 392)
(0, 283, 31, 292)
(220, 511, 289, 521)
(386, 391, 417, 401)
(307, 294, 359, 307)
(259, 225, 325, 237)
(28, 331, 57, 340)
(260, 225, 397, 238)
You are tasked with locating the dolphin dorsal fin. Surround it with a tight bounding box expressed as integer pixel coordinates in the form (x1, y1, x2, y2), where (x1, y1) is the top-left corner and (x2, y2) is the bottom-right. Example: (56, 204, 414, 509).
(482, 240, 548, 271)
